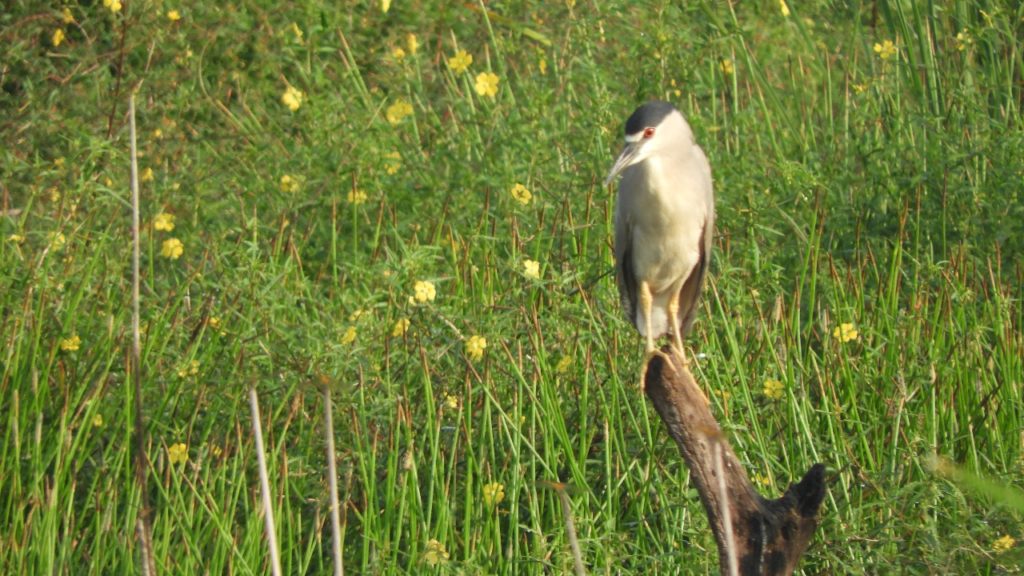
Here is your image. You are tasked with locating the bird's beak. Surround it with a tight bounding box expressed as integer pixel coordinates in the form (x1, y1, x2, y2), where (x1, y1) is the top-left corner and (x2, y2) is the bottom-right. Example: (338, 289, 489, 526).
(604, 142, 640, 187)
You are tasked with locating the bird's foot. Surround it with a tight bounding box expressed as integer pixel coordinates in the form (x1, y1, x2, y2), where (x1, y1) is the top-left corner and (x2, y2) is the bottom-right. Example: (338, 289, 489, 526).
(639, 348, 677, 391)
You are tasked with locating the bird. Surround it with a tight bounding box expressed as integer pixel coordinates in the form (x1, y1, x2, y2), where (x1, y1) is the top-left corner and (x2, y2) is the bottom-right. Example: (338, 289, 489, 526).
(604, 100, 714, 385)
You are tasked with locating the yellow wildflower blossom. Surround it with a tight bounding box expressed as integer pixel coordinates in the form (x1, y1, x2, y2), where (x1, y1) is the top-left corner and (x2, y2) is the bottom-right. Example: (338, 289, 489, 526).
(385, 99, 413, 125)
(8, 234, 25, 244)
(392, 318, 410, 337)
(384, 151, 401, 175)
(522, 259, 540, 279)
(833, 322, 859, 343)
(347, 189, 368, 205)
(209, 316, 221, 329)
(443, 393, 459, 411)
(167, 9, 181, 21)
(474, 72, 500, 98)
(873, 40, 897, 61)
(556, 355, 572, 374)
(154, 212, 175, 232)
(413, 280, 436, 303)
(48, 232, 66, 251)
(60, 334, 81, 352)
(161, 238, 184, 259)
(289, 22, 303, 41)
(422, 539, 449, 566)
(51, 29, 65, 47)
(406, 33, 419, 55)
(538, 57, 547, 75)
(102, 0, 122, 13)
(177, 360, 199, 378)
(141, 167, 154, 182)
(779, 0, 790, 16)
(281, 85, 304, 111)
(447, 49, 472, 74)
(465, 335, 487, 361)
(482, 482, 505, 506)
(340, 326, 357, 345)
(279, 174, 301, 193)
(993, 534, 1016, 553)
(391, 47, 406, 61)
(380, 0, 391, 13)
(168, 442, 189, 465)
(92, 414, 104, 428)
(763, 378, 784, 400)
(510, 183, 532, 205)
(61, 7, 75, 23)
(955, 30, 973, 52)
(720, 59, 734, 76)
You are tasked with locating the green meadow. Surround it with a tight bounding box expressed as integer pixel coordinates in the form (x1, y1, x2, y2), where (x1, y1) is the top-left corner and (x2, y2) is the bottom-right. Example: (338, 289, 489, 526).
(2, 0, 1022, 573)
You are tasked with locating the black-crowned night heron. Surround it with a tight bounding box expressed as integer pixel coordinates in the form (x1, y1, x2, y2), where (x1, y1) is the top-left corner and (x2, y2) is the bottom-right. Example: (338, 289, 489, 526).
(604, 101, 714, 384)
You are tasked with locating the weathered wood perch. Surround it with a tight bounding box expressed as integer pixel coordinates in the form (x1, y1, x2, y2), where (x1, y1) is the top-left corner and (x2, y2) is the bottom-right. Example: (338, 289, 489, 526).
(644, 348, 827, 576)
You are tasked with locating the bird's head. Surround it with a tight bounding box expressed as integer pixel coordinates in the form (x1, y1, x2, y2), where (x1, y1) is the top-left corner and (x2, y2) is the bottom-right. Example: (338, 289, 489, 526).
(604, 101, 694, 187)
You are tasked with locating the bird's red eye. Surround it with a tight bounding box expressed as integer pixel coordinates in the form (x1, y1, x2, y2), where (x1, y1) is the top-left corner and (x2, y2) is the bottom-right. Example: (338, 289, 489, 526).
(643, 127, 655, 139)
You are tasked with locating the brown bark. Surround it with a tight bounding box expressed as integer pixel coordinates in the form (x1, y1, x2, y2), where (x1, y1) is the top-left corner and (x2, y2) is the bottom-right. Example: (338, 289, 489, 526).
(644, 349, 827, 576)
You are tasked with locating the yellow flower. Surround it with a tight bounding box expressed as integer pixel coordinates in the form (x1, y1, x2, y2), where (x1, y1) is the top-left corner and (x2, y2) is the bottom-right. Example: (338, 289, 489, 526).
(209, 316, 221, 329)
(465, 335, 487, 361)
(406, 33, 419, 55)
(852, 82, 869, 93)
(779, 0, 790, 17)
(279, 174, 301, 193)
(720, 59, 734, 76)
(167, 9, 181, 21)
(392, 318, 410, 337)
(92, 414, 104, 428)
(955, 29, 973, 52)
(873, 40, 897, 61)
(8, 234, 25, 244)
(391, 47, 406, 61)
(538, 57, 547, 75)
(443, 393, 459, 411)
(380, 0, 391, 13)
(48, 232, 66, 251)
(385, 99, 413, 125)
(281, 85, 304, 112)
(210, 444, 223, 457)
(447, 49, 473, 74)
(154, 212, 175, 231)
(141, 167, 154, 182)
(161, 238, 184, 259)
(413, 280, 436, 303)
(347, 189, 368, 205)
(168, 442, 189, 465)
(60, 334, 81, 352)
(340, 326, 357, 345)
(51, 29, 65, 47)
(474, 72, 500, 98)
(556, 355, 572, 374)
(510, 183, 532, 205)
(384, 151, 401, 175)
(177, 360, 199, 378)
(102, 0, 122, 13)
(763, 378, 784, 400)
(61, 7, 75, 23)
(482, 482, 505, 506)
(833, 322, 859, 343)
(288, 22, 303, 41)
(993, 534, 1016, 553)
(752, 472, 771, 488)
(422, 539, 449, 566)
(522, 259, 540, 279)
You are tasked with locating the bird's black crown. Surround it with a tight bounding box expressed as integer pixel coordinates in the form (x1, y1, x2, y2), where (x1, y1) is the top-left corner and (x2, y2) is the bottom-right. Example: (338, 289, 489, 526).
(624, 100, 678, 136)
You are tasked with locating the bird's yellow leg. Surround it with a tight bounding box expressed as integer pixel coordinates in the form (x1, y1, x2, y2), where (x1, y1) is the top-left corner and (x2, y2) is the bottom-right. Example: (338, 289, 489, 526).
(666, 296, 688, 366)
(667, 291, 708, 404)
(639, 281, 675, 390)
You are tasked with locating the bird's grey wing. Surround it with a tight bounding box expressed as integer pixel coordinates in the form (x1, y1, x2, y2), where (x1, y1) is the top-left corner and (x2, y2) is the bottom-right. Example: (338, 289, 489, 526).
(614, 210, 638, 330)
(676, 209, 714, 337)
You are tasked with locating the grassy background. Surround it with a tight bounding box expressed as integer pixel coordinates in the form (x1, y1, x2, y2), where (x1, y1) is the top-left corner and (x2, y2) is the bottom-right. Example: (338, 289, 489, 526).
(2, 0, 1023, 573)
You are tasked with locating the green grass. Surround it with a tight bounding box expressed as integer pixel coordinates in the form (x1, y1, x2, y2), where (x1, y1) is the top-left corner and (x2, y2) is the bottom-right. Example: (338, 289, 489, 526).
(2, 0, 1023, 573)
